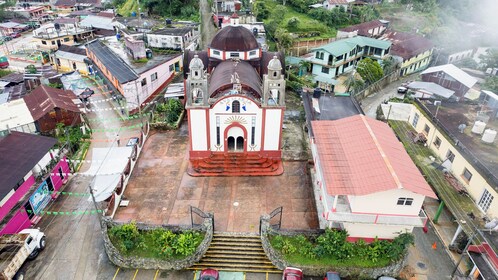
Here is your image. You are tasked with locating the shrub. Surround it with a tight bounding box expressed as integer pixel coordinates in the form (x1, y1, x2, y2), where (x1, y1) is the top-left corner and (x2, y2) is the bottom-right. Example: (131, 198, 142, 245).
(173, 231, 202, 256)
(108, 222, 142, 253)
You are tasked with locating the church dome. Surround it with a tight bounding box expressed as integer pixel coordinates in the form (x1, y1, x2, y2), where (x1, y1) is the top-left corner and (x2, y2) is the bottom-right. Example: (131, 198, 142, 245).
(210, 26, 259, 52)
(189, 54, 204, 69)
(268, 56, 282, 71)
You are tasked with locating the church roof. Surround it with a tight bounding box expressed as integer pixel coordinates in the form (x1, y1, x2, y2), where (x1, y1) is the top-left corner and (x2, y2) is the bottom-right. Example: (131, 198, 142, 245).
(209, 26, 259, 52)
(209, 60, 262, 98)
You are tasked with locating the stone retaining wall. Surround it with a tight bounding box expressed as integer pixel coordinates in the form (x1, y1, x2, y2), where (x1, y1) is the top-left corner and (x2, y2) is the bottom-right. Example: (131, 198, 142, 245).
(101, 216, 213, 270)
(260, 215, 407, 279)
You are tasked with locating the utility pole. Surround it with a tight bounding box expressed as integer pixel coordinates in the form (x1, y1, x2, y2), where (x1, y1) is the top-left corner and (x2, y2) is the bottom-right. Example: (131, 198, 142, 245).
(88, 183, 103, 230)
(451, 231, 478, 278)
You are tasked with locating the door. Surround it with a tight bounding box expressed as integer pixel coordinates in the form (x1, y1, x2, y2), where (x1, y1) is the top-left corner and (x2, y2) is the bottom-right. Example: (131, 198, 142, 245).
(226, 126, 245, 152)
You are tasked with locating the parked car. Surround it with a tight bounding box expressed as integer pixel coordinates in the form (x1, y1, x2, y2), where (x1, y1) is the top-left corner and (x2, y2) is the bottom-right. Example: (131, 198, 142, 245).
(324, 271, 341, 280)
(9, 32, 21, 38)
(199, 268, 219, 280)
(283, 267, 303, 280)
(0, 56, 9, 69)
(2, 36, 12, 41)
(397, 86, 408, 94)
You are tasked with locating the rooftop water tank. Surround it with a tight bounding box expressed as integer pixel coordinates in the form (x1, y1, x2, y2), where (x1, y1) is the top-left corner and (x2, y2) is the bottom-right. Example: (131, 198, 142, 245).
(471, 120, 486, 134)
(482, 129, 497, 143)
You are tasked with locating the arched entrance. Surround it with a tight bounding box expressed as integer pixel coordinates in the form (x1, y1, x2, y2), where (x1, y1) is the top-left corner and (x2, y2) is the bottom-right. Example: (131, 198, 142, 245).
(225, 126, 245, 152)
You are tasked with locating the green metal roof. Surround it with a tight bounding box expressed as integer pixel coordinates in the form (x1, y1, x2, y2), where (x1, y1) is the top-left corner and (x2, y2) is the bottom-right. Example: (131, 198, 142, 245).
(312, 36, 392, 57)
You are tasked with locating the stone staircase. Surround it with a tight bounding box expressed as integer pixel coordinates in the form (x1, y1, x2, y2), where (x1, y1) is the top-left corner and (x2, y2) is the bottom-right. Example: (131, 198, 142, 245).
(188, 154, 283, 176)
(190, 233, 281, 273)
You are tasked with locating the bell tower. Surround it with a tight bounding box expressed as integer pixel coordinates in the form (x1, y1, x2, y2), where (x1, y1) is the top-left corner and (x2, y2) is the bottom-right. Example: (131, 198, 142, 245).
(186, 55, 208, 107)
(262, 56, 285, 106)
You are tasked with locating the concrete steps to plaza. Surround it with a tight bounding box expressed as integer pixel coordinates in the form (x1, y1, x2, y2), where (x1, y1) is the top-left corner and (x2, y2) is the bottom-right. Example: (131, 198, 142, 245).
(188, 154, 284, 176)
(190, 233, 281, 273)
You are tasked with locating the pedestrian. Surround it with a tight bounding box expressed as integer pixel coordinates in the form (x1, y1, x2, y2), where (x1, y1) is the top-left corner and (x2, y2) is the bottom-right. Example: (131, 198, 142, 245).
(116, 134, 120, 146)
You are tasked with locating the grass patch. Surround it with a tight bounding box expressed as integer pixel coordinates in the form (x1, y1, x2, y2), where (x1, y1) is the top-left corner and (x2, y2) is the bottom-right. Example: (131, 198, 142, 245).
(108, 223, 205, 260)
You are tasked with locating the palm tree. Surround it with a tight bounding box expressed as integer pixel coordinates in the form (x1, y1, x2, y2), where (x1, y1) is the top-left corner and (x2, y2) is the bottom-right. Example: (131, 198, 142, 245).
(343, 73, 365, 94)
(298, 60, 311, 75)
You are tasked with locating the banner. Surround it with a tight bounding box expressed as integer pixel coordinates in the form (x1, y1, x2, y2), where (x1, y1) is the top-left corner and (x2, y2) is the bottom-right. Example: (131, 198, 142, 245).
(29, 181, 51, 215)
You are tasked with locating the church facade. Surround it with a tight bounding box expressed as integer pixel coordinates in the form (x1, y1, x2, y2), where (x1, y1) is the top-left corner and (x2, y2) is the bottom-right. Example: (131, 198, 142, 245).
(184, 25, 285, 176)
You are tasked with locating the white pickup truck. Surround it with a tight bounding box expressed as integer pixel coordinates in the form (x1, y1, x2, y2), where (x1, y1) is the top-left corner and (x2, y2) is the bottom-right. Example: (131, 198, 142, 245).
(0, 229, 46, 280)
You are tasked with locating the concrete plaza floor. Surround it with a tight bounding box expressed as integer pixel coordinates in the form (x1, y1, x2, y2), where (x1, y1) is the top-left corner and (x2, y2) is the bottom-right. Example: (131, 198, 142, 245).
(114, 127, 319, 233)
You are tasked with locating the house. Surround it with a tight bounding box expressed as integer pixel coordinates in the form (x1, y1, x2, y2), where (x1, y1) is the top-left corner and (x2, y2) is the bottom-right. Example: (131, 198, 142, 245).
(466, 242, 498, 280)
(79, 15, 115, 36)
(146, 27, 200, 51)
(310, 115, 437, 240)
(52, 45, 89, 74)
(214, 0, 241, 13)
(434, 48, 475, 66)
(33, 22, 94, 50)
(421, 64, 478, 100)
(337, 20, 389, 39)
(0, 99, 37, 136)
(311, 36, 391, 92)
(323, 0, 350, 10)
(23, 85, 83, 133)
(382, 31, 433, 76)
(86, 39, 182, 113)
(480, 90, 498, 120)
(184, 25, 285, 176)
(0, 131, 70, 234)
(8, 5, 47, 20)
(0, 21, 28, 35)
(54, 0, 102, 14)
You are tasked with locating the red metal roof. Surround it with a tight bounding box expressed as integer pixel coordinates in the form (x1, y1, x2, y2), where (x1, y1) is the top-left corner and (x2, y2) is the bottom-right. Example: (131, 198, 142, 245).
(23, 85, 80, 121)
(311, 115, 436, 198)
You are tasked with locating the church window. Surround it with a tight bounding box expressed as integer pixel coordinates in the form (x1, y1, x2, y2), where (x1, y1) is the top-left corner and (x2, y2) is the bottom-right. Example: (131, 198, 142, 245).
(216, 117, 221, 145)
(213, 50, 220, 55)
(251, 117, 256, 145)
(249, 50, 256, 56)
(230, 53, 240, 58)
(194, 71, 198, 76)
(232, 100, 240, 113)
(273, 71, 277, 77)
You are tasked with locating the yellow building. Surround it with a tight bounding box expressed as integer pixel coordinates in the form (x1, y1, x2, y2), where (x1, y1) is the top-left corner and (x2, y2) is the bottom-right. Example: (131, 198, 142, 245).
(385, 31, 434, 76)
(33, 22, 93, 51)
(52, 45, 89, 75)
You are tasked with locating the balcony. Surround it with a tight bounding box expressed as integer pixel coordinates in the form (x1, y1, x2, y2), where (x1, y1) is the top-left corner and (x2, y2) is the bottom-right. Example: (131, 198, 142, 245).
(327, 209, 428, 227)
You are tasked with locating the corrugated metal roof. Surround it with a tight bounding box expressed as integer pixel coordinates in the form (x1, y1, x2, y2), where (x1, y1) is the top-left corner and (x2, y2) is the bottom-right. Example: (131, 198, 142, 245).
(408, 81, 454, 99)
(421, 64, 477, 89)
(311, 115, 436, 198)
(79, 15, 114, 30)
(23, 85, 80, 121)
(87, 40, 138, 84)
(312, 36, 391, 57)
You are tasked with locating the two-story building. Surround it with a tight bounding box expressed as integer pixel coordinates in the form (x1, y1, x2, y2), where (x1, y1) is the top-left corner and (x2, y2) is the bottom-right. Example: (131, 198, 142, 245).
(311, 36, 391, 92)
(337, 19, 389, 39)
(421, 64, 478, 101)
(33, 22, 94, 51)
(52, 45, 89, 74)
(0, 131, 71, 234)
(310, 114, 436, 240)
(382, 31, 433, 76)
(146, 27, 200, 51)
(86, 39, 182, 113)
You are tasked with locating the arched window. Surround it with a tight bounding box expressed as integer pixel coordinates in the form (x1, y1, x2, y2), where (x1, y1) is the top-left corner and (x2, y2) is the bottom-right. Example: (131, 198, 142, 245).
(232, 100, 240, 113)
(273, 71, 277, 77)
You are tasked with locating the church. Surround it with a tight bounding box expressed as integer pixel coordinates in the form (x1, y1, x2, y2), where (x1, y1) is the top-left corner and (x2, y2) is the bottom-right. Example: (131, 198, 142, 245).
(183, 25, 286, 176)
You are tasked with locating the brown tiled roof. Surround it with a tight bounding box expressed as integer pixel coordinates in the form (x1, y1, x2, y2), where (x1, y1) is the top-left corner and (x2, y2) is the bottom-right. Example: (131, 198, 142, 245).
(327, 0, 348, 4)
(23, 85, 80, 121)
(97, 11, 114, 18)
(208, 60, 262, 98)
(311, 115, 436, 198)
(209, 26, 259, 51)
(57, 44, 87, 56)
(384, 31, 433, 60)
(0, 132, 57, 199)
(339, 20, 386, 36)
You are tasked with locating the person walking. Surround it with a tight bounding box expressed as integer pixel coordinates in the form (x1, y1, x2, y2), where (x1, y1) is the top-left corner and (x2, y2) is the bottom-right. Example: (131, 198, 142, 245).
(116, 134, 120, 146)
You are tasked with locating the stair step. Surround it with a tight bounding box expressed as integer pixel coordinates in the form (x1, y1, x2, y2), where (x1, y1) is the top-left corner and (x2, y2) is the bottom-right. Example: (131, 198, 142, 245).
(206, 246, 265, 252)
(213, 233, 260, 238)
(203, 254, 269, 260)
(211, 238, 262, 243)
(210, 241, 262, 246)
(197, 258, 274, 264)
(191, 262, 277, 269)
(189, 267, 282, 273)
(205, 250, 267, 256)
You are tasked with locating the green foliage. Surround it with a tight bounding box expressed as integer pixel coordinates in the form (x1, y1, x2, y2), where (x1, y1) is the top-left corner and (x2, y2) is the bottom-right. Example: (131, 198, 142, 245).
(483, 77, 498, 93)
(479, 49, 498, 69)
(109, 225, 204, 259)
(357, 58, 384, 84)
(116, 0, 199, 21)
(287, 17, 300, 29)
(269, 230, 414, 268)
(134, 58, 148, 63)
(47, 83, 63, 89)
(0, 69, 13, 78)
(25, 64, 37, 74)
(56, 123, 90, 154)
(155, 98, 183, 124)
(455, 57, 479, 70)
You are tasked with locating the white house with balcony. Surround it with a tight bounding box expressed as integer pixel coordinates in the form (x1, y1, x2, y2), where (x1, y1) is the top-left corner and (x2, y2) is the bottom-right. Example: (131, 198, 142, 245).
(310, 36, 391, 92)
(310, 115, 437, 240)
(146, 27, 199, 51)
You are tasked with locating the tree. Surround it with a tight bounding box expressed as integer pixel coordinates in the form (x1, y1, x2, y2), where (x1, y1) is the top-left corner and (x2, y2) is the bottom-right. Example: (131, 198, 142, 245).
(479, 49, 498, 69)
(287, 17, 300, 29)
(483, 77, 498, 93)
(271, 5, 287, 24)
(298, 60, 311, 73)
(381, 57, 398, 74)
(343, 73, 365, 94)
(275, 28, 294, 53)
(356, 58, 384, 84)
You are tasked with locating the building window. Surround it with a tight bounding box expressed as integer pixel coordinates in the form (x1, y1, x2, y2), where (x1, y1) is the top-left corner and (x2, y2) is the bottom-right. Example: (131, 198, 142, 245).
(412, 113, 419, 127)
(397, 197, 414, 206)
(315, 52, 320, 59)
(321, 67, 329, 74)
(230, 53, 239, 58)
(72, 62, 76, 70)
(424, 124, 430, 134)
(51, 41, 55, 45)
(169, 64, 174, 72)
(42, 40, 47, 45)
(249, 50, 256, 56)
(478, 189, 494, 212)
(14, 178, 25, 191)
(141, 78, 147, 86)
(64, 37, 70, 42)
(232, 100, 240, 113)
(433, 136, 441, 149)
(251, 117, 256, 145)
(216, 116, 220, 146)
(462, 168, 472, 182)
(213, 50, 220, 56)
(151, 72, 158, 81)
(446, 150, 455, 163)
(58, 166, 65, 180)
